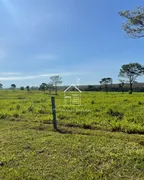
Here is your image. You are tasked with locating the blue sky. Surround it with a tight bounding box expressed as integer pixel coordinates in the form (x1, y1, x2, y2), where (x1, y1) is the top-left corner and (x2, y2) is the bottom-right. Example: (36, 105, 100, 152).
(0, 0, 144, 87)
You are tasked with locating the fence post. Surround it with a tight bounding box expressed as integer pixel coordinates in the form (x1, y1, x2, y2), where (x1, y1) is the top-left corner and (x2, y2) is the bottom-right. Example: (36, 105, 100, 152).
(51, 97, 57, 130)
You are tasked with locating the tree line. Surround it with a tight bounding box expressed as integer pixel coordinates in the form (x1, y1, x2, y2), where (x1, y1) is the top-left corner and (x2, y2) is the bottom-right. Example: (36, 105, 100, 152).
(100, 63, 144, 94)
(0, 75, 62, 95)
(1, 62, 144, 95)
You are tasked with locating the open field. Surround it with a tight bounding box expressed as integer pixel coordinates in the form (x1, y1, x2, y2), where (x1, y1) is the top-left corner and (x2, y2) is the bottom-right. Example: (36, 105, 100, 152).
(1, 91, 144, 133)
(1, 91, 144, 179)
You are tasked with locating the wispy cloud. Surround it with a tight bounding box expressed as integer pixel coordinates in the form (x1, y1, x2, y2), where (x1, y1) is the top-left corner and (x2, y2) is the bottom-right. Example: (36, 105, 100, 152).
(1, 0, 18, 20)
(0, 72, 21, 76)
(0, 72, 86, 81)
(0, 75, 47, 81)
(1, 0, 53, 32)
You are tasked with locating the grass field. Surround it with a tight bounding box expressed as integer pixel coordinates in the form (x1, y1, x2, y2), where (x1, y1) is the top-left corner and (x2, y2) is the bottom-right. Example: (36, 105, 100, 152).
(1, 90, 144, 179)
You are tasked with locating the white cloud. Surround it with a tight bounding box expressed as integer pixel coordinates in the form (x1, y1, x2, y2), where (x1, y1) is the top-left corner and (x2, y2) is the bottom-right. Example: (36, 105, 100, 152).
(0, 73, 63, 81)
(0, 72, 21, 76)
(0, 75, 39, 81)
(0, 72, 84, 81)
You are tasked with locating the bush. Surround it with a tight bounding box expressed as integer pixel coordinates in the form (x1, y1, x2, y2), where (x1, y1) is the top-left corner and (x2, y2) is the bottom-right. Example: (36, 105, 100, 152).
(0, 113, 9, 119)
(13, 113, 19, 118)
(22, 110, 26, 114)
(28, 106, 34, 112)
(138, 101, 143, 105)
(91, 100, 95, 104)
(10, 107, 14, 111)
(16, 104, 21, 110)
(107, 108, 123, 120)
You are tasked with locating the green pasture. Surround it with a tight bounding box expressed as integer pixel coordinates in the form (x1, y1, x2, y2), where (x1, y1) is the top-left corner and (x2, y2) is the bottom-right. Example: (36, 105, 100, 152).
(0, 90, 144, 133)
(1, 90, 144, 179)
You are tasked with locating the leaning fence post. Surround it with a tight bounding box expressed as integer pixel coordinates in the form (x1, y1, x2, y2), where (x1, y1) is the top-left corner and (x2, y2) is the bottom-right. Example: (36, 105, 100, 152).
(51, 97, 57, 130)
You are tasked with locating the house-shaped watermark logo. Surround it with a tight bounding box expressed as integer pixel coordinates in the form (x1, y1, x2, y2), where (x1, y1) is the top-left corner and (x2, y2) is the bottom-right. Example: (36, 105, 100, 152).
(64, 84, 82, 106)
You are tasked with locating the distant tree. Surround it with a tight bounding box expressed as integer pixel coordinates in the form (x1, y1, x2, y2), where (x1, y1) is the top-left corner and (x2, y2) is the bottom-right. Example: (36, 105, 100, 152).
(31, 86, 39, 91)
(100, 78, 112, 94)
(50, 75, 62, 95)
(30, 86, 35, 90)
(20, 86, 24, 90)
(40, 83, 47, 93)
(119, 7, 144, 38)
(11, 84, 16, 91)
(118, 80, 125, 94)
(47, 82, 53, 94)
(119, 63, 144, 94)
(0, 83, 3, 89)
(88, 85, 95, 91)
(26, 86, 30, 92)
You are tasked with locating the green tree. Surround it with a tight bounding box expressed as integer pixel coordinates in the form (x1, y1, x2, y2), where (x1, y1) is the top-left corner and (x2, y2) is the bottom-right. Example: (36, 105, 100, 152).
(31, 86, 39, 91)
(31, 86, 36, 90)
(0, 83, 3, 89)
(26, 86, 30, 92)
(47, 82, 53, 94)
(50, 75, 62, 95)
(11, 84, 16, 91)
(20, 86, 24, 90)
(119, 7, 144, 38)
(100, 78, 112, 94)
(118, 80, 125, 94)
(40, 83, 47, 93)
(119, 63, 144, 94)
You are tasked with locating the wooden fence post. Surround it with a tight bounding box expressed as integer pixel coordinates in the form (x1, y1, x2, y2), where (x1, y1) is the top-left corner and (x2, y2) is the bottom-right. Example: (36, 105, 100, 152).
(51, 97, 57, 130)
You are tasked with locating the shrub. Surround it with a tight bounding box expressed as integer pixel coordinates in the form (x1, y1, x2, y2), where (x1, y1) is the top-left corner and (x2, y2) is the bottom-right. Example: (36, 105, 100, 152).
(22, 110, 26, 114)
(91, 100, 95, 104)
(138, 101, 143, 105)
(13, 113, 19, 118)
(107, 108, 123, 120)
(28, 106, 34, 112)
(0, 113, 9, 119)
(16, 104, 20, 110)
(10, 107, 14, 111)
